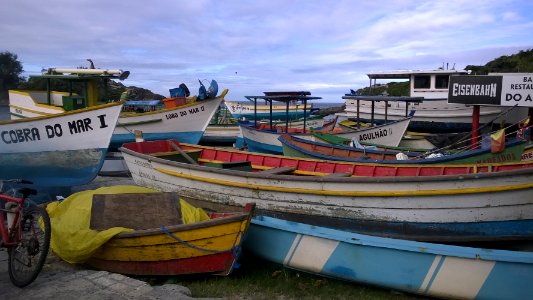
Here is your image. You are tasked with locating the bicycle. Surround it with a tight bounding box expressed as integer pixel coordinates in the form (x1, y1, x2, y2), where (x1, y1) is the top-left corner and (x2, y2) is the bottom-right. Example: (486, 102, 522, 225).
(0, 179, 51, 287)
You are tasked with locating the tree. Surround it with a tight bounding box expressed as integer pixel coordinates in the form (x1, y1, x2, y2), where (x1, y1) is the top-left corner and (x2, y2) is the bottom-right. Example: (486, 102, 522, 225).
(0, 51, 25, 101)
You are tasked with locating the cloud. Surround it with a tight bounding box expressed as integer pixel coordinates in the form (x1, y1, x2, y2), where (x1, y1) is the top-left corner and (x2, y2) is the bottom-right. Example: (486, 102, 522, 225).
(1, 0, 532, 102)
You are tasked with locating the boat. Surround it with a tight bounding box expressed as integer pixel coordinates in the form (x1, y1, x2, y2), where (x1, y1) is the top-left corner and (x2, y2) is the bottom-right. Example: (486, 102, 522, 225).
(203, 115, 325, 145)
(244, 215, 533, 300)
(8, 67, 225, 149)
(224, 100, 316, 120)
(119, 139, 533, 242)
(339, 68, 527, 132)
(311, 130, 433, 153)
(279, 134, 528, 165)
(241, 116, 412, 154)
(0, 101, 122, 201)
(239, 91, 412, 154)
(48, 185, 255, 276)
(337, 119, 437, 150)
(201, 104, 240, 144)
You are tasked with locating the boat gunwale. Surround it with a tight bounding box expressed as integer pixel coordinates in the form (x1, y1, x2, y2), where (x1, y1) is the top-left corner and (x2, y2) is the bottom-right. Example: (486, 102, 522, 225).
(119, 91, 226, 118)
(280, 134, 527, 164)
(0, 100, 124, 125)
(119, 142, 533, 183)
(114, 211, 251, 239)
(281, 134, 422, 157)
(251, 216, 533, 264)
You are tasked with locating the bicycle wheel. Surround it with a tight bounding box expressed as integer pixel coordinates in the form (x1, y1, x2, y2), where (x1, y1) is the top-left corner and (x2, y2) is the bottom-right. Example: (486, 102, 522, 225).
(8, 205, 51, 287)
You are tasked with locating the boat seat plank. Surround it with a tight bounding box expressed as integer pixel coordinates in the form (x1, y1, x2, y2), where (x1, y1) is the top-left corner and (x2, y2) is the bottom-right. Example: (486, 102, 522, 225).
(323, 172, 352, 177)
(259, 166, 296, 175)
(90, 193, 183, 231)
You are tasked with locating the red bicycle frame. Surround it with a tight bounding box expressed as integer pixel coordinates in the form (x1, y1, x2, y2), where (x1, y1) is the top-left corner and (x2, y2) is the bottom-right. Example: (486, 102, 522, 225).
(0, 194, 24, 247)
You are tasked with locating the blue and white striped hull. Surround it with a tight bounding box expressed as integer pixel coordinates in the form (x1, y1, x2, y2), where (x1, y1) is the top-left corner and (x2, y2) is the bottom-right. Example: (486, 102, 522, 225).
(245, 216, 533, 300)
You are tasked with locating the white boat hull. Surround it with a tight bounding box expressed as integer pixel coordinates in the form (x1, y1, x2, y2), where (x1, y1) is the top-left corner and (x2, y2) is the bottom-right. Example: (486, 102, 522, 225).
(119, 144, 533, 242)
(240, 117, 411, 154)
(8, 89, 226, 147)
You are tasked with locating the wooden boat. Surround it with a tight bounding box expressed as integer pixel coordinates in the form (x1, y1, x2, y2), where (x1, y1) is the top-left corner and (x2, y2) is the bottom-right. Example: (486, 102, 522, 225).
(311, 130, 432, 153)
(86, 192, 255, 276)
(244, 215, 533, 300)
(240, 115, 412, 154)
(8, 67, 225, 148)
(238, 91, 411, 154)
(0, 101, 122, 200)
(337, 119, 436, 149)
(240, 92, 411, 154)
(279, 134, 528, 165)
(119, 139, 533, 242)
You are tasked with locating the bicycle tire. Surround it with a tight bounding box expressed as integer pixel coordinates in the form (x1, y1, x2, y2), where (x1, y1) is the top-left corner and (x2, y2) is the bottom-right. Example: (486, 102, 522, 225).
(8, 205, 51, 287)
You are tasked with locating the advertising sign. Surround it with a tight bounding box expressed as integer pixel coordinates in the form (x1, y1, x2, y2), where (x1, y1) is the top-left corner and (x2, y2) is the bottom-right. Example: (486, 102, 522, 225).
(501, 74, 533, 107)
(448, 76, 501, 105)
(448, 74, 533, 107)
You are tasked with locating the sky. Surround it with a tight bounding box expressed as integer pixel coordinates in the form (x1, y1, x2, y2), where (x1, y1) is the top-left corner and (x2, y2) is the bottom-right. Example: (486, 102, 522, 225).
(1, 0, 532, 102)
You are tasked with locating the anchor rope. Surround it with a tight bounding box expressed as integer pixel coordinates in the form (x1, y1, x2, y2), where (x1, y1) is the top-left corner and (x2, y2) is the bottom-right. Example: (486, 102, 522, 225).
(160, 225, 239, 254)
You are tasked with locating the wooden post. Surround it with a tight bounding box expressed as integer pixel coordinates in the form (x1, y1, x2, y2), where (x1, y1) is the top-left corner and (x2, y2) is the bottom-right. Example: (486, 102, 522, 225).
(285, 100, 289, 133)
(471, 105, 480, 149)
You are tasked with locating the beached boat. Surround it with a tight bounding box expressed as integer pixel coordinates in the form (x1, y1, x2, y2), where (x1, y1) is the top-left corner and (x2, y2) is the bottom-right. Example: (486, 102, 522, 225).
(203, 113, 326, 145)
(244, 215, 533, 300)
(311, 130, 433, 152)
(337, 119, 437, 149)
(279, 134, 528, 165)
(239, 91, 412, 154)
(119, 139, 533, 242)
(339, 68, 526, 132)
(241, 115, 412, 154)
(0, 101, 122, 192)
(48, 186, 255, 276)
(224, 100, 316, 120)
(8, 67, 225, 148)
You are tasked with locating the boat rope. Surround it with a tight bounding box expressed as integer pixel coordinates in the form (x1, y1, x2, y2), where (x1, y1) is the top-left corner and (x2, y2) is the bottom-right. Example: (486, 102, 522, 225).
(160, 226, 240, 254)
(414, 113, 529, 158)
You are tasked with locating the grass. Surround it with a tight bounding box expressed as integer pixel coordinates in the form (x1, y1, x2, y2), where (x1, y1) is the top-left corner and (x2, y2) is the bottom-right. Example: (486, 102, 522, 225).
(146, 252, 425, 300)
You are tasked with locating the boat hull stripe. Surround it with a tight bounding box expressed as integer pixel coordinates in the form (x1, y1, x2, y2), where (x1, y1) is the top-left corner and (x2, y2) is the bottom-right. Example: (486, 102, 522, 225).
(154, 168, 533, 197)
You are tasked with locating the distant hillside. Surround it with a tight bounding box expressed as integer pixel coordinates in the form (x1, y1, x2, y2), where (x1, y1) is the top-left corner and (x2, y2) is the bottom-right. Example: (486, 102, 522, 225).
(352, 82, 410, 97)
(466, 49, 533, 74)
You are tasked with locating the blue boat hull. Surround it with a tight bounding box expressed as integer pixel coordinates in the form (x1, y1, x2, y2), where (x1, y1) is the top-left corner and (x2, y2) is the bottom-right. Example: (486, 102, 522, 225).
(245, 137, 283, 154)
(0, 148, 107, 203)
(257, 210, 533, 242)
(110, 131, 204, 149)
(244, 216, 533, 300)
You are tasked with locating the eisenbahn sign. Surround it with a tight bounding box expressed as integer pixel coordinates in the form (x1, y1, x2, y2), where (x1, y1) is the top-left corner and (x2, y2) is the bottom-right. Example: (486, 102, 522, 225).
(448, 74, 533, 107)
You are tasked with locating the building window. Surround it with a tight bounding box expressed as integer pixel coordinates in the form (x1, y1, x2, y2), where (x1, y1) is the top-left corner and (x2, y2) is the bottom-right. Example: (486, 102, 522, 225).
(435, 75, 449, 89)
(413, 76, 430, 89)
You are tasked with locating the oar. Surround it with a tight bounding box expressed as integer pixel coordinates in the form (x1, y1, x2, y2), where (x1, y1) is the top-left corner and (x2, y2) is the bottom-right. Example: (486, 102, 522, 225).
(170, 141, 199, 165)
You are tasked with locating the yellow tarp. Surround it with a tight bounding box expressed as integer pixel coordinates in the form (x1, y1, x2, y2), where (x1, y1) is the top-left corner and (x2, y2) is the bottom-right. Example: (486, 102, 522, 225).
(180, 198, 210, 224)
(47, 185, 211, 264)
(47, 185, 157, 264)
